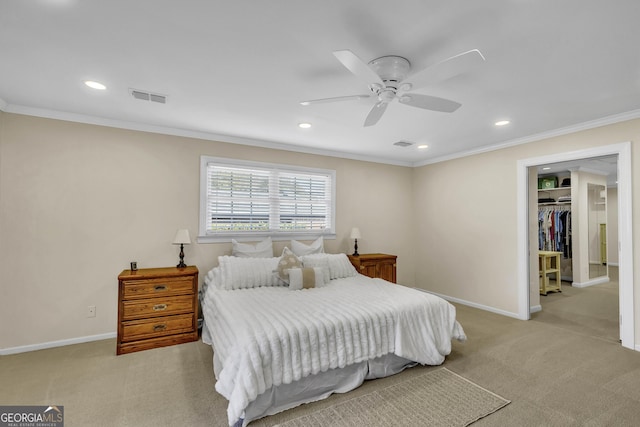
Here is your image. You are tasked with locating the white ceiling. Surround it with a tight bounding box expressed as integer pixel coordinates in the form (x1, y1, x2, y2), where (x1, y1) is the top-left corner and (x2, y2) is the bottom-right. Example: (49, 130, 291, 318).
(2, 1, 640, 166)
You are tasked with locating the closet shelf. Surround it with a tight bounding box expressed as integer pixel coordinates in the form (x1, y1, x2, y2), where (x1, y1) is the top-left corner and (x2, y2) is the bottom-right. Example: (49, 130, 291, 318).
(538, 187, 571, 192)
(539, 202, 571, 206)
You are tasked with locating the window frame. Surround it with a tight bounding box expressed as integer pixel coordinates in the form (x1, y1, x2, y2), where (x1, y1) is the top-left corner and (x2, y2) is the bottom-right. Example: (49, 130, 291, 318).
(198, 156, 336, 243)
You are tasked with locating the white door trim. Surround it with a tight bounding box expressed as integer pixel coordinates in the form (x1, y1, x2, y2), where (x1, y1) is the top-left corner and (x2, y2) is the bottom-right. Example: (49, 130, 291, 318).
(516, 142, 634, 350)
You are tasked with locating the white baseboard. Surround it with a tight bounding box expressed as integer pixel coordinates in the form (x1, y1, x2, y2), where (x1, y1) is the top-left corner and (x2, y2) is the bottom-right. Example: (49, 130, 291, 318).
(530, 305, 542, 314)
(411, 287, 524, 319)
(0, 332, 116, 355)
(572, 276, 610, 288)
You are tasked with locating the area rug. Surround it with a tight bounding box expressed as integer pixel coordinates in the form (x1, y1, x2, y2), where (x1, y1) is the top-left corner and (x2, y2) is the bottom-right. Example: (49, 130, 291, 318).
(273, 368, 510, 427)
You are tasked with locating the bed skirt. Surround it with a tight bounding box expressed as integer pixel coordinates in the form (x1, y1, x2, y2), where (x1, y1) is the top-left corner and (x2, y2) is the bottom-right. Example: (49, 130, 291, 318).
(237, 353, 417, 426)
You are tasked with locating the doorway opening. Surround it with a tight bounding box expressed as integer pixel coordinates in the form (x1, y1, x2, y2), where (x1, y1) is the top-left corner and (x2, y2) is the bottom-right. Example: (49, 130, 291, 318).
(516, 142, 634, 350)
(533, 156, 619, 342)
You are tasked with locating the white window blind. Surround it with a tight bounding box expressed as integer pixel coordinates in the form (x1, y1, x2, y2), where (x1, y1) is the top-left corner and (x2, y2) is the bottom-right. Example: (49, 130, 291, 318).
(199, 157, 335, 241)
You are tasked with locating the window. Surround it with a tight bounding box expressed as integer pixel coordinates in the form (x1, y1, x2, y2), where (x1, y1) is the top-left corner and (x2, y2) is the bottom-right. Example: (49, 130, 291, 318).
(199, 156, 336, 242)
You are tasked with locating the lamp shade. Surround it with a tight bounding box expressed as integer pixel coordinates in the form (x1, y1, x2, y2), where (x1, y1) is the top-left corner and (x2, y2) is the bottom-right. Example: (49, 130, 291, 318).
(350, 227, 361, 239)
(173, 229, 191, 245)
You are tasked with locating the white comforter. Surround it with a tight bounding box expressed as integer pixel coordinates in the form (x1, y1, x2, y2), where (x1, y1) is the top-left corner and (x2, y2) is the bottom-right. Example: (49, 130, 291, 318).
(202, 274, 466, 426)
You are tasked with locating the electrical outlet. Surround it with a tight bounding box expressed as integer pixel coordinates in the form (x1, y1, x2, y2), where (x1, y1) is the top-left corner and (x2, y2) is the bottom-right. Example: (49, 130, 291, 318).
(87, 305, 96, 318)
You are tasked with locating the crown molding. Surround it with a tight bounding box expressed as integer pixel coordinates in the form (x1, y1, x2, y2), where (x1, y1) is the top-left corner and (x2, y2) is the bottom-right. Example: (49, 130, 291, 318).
(412, 109, 640, 167)
(4, 102, 640, 169)
(2, 103, 413, 167)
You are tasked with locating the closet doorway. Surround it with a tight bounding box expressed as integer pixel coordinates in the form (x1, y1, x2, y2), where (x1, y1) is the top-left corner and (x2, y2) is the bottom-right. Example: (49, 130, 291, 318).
(516, 142, 634, 350)
(534, 156, 619, 342)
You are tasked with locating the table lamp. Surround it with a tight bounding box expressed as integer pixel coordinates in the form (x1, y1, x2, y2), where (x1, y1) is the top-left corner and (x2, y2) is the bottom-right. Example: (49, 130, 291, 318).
(173, 229, 191, 268)
(350, 227, 361, 256)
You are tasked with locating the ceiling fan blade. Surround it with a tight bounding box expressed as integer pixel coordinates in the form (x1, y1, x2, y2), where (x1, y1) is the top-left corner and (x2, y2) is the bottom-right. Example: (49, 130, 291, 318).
(406, 49, 485, 90)
(300, 94, 371, 106)
(364, 101, 388, 127)
(333, 50, 384, 86)
(399, 93, 461, 113)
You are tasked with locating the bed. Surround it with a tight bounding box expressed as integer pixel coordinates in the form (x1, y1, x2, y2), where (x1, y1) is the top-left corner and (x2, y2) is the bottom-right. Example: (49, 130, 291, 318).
(201, 252, 466, 427)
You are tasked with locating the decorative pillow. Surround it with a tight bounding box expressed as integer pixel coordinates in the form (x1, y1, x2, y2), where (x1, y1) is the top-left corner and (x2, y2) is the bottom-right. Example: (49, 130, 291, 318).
(232, 237, 273, 258)
(291, 236, 324, 256)
(276, 247, 302, 284)
(288, 267, 327, 290)
(217, 255, 282, 290)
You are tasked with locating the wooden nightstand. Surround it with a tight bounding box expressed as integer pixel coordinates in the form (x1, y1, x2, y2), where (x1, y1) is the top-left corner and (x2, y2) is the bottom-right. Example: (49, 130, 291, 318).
(348, 253, 397, 283)
(117, 266, 199, 355)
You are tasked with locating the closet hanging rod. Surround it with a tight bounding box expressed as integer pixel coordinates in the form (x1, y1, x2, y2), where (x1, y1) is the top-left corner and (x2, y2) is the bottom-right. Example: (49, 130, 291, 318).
(538, 205, 571, 211)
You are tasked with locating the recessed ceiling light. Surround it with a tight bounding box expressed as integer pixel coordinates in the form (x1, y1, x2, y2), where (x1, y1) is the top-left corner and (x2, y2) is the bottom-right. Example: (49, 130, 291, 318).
(298, 122, 311, 129)
(417, 144, 429, 149)
(542, 167, 551, 171)
(495, 120, 510, 126)
(84, 80, 106, 90)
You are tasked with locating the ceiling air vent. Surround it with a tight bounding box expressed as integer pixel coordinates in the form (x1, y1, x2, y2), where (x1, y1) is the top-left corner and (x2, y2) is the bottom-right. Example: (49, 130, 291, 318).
(393, 141, 414, 148)
(130, 89, 167, 104)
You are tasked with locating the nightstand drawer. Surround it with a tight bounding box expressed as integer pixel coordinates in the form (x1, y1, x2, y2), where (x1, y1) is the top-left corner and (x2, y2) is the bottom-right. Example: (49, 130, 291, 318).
(121, 277, 193, 299)
(120, 314, 195, 342)
(122, 295, 195, 320)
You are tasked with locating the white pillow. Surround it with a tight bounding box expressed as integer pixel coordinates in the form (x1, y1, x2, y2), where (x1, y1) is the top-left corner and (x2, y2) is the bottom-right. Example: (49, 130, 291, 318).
(288, 267, 327, 290)
(300, 254, 331, 284)
(291, 236, 324, 256)
(300, 253, 329, 268)
(203, 266, 221, 292)
(232, 237, 273, 258)
(325, 253, 358, 279)
(301, 253, 357, 280)
(217, 255, 282, 290)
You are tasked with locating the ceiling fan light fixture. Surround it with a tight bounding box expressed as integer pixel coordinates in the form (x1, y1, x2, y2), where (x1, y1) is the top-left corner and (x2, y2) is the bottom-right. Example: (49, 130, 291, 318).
(368, 55, 411, 82)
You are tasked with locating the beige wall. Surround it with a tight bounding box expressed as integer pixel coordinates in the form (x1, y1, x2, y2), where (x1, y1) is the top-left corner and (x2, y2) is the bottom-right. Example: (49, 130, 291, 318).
(2, 111, 639, 352)
(412, 148, 521, 311)
(0, 113, 415, 351)
(412, 118, 640, 336)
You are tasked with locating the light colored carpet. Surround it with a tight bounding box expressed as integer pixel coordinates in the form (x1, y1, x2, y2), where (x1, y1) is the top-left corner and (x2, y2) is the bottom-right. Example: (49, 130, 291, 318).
(532, 271, 619, 343)
(270, 368, 509, 427)
(4, 266, 640, 426)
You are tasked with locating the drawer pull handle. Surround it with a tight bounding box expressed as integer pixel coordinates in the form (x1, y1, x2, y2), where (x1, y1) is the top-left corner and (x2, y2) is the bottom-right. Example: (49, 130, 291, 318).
(153, 304, 167, 311)
(153, 324, 167, 332)
(154, 285, 168, 292)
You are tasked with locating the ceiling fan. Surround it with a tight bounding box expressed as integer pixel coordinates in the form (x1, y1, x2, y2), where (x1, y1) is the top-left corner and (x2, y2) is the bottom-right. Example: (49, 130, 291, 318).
(301, 49, 485, 127)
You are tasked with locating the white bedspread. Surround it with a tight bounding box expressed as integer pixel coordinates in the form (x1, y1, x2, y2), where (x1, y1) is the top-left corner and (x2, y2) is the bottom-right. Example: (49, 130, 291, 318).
(201, 274, 466, 426)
